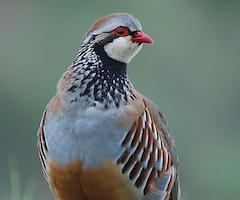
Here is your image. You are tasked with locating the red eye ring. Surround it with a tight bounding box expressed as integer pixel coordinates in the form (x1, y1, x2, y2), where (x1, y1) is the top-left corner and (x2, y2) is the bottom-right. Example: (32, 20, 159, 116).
(113, 27, 129, 37)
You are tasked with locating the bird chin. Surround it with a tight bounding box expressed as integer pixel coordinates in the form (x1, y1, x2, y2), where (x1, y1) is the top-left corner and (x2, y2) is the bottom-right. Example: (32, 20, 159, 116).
(104, 36, 142, 64)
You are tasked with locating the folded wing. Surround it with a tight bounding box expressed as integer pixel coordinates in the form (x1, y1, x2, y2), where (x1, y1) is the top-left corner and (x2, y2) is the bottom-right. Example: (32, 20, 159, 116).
(117, 104, 177, 200)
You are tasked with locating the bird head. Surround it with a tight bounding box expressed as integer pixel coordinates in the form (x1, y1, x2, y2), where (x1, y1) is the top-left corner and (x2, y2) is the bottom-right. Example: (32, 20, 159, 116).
(83, 13, 153, 64)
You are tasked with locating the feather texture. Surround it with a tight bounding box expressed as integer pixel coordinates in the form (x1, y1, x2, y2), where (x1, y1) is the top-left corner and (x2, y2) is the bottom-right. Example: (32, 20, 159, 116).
(117, 102, 177, 199)
(37, 109, 49, 181)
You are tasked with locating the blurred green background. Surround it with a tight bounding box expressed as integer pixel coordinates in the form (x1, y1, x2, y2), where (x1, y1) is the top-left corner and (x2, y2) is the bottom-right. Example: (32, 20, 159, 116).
(0, 0, 239, 199)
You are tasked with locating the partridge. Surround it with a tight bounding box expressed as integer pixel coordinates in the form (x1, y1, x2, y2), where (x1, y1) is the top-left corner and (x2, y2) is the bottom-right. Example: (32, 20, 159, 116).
(37, 13, 180, 200)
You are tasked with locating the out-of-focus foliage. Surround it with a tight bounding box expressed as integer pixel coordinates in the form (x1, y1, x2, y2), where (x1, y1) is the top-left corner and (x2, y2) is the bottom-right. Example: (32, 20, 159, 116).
(0, 0, 239, 199)
(2, 159, 34, 200)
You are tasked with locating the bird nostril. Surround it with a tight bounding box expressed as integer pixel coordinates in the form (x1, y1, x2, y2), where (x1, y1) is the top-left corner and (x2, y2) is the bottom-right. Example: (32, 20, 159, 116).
(134, 31, 142, 38)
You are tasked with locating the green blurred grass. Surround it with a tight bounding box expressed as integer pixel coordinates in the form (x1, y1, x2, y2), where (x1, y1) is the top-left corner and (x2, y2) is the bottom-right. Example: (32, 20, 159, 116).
(2, 159, 34, 200)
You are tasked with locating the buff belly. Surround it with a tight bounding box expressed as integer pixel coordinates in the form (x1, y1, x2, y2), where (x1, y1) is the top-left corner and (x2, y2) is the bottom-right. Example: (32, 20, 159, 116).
(48, 159, 140, 200)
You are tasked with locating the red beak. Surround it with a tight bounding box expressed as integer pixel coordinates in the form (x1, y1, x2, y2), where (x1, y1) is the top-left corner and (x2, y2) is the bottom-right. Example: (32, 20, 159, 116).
(131, 31, 154, 45)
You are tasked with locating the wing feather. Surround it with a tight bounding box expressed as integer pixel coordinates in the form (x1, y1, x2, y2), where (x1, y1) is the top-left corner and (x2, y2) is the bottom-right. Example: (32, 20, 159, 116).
(37, 109, 49, 181)
(117, 104, 178, 200)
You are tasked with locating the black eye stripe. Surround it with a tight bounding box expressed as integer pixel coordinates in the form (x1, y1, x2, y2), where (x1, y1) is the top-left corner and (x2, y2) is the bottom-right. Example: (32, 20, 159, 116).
(104, 27, 135, 36)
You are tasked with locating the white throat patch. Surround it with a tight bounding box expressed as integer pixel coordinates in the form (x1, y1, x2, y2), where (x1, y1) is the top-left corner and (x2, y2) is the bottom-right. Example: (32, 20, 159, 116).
(104, 36, 142, 63)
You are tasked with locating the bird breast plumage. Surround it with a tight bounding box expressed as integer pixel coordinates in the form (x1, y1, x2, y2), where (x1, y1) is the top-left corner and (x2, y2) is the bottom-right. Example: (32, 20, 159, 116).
(44, 102, 134, 168)
(38, 94, 177, 200)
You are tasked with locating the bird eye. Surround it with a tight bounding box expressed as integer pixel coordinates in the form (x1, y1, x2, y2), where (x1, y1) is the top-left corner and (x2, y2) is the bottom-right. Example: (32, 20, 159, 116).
(113, 27, 129, 37)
